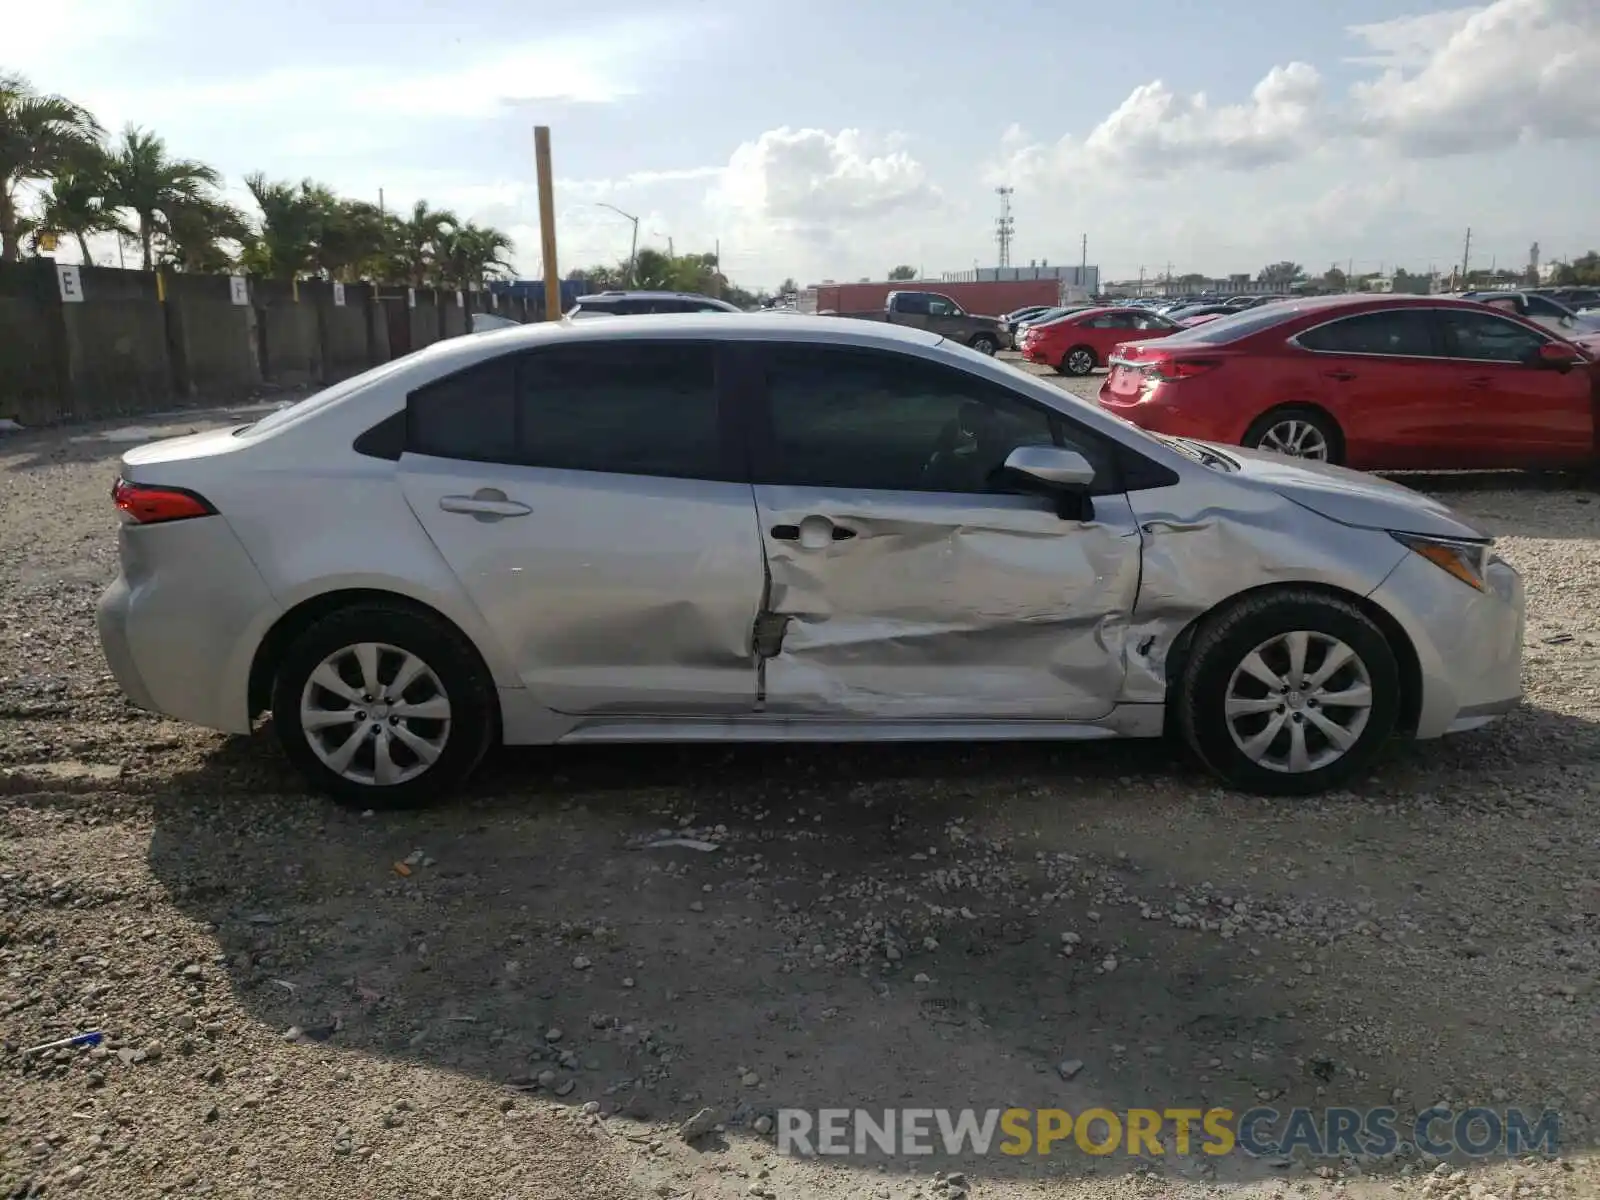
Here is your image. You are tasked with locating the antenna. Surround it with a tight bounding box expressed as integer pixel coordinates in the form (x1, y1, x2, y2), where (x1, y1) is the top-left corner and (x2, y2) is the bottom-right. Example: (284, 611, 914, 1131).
(994, 187, 1015, 269)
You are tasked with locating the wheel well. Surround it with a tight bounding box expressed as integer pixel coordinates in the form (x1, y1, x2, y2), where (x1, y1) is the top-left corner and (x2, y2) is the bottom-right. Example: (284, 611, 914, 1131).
(1246, 402, 1346, 461)
(1066, 343, 1096, 361)
(247, 588, 491, 718)
(969, 331, 996, 345)
(1159, 582, 1422, 736)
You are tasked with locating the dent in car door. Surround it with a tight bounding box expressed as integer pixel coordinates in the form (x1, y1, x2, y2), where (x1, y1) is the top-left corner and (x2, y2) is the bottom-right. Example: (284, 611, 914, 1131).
(746, 342, 1141, 721)
(754, 489, 1141, 719)
(395, 343, 764, 715)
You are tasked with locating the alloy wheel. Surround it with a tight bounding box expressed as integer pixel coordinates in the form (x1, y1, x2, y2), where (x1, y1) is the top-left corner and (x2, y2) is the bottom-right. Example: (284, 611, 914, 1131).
(1258, 419, 1330, 460)
(1223, 630, 1373, 774)
(299, 641, 452, 786)
(1067, 349, 1094, 375)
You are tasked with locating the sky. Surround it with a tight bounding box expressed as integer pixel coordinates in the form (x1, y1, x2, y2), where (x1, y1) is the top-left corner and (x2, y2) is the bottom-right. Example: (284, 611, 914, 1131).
(6, 0, 1599, 289)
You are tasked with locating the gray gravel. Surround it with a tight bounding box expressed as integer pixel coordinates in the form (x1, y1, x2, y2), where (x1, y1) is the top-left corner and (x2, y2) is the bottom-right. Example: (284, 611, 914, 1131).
(0, 380, 1596, 1200)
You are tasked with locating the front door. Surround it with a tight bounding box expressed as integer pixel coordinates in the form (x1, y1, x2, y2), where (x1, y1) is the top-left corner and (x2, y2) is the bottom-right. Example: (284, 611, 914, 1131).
(396, 340, 765, 715)
(745, 342, 1141, 721)
(1432, 308, 1596, 467)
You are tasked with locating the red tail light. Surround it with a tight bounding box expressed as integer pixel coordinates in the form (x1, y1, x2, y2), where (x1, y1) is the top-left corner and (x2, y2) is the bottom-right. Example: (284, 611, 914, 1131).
(1144, 355, 1221, 382)
(112, 478, 216, 525)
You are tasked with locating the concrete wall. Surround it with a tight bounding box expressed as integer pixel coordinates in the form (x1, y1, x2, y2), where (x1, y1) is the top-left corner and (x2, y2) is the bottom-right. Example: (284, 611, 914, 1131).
(61, 266, 172, 419)
(0, 261, 517, 426)
(165, 271, 260, 399)
(254, 279, 322, 386)
(0, 260, 66, 426)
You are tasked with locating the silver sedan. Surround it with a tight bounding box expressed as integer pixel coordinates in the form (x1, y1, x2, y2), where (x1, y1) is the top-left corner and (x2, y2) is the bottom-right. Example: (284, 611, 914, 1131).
(97, 315, 1524, 806)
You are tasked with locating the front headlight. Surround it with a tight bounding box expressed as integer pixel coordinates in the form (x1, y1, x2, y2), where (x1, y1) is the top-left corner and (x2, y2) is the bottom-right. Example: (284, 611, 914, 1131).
(1391, 531, 1491, 591)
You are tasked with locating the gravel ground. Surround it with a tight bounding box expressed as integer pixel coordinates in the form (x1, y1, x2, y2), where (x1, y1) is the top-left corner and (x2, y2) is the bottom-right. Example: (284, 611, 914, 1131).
(1, 376, 1597, 1200)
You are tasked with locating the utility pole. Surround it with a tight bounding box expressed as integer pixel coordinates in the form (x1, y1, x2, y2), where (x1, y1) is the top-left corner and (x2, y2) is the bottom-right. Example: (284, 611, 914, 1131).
(1079, 233, 1088, 290)
(595, 203, 639, 286)
(533, 126, 561, 321)
(1461, 226, 1472, 283)
(713, 238, 721, 299)
(1138, 265, 1145, 295)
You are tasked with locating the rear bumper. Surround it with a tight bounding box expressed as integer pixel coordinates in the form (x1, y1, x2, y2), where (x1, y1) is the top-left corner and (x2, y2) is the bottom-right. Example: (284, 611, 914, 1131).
(1367, 551, 1525, 739)
(1096, 381, 1242, 442)
(96, 517, 280, 735)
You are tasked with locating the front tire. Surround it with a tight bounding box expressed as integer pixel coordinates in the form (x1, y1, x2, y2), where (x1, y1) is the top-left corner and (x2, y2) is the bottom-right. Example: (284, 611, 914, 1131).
(1062, 345, 1097, 376)
(969, 334, 998, 355)
(271, 602, 497, 808)
(1176, 589, 1399, 796)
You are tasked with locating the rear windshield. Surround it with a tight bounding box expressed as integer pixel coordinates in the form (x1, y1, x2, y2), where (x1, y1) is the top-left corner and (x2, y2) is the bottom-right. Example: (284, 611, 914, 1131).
(1152, 303, 1303, 345)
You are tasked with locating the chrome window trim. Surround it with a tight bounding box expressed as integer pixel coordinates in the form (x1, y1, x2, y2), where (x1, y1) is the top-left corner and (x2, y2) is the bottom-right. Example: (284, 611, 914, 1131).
(1285, 304, 1558, 364)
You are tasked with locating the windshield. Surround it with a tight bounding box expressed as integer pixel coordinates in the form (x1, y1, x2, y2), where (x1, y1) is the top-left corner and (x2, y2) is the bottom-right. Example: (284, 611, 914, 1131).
(237, 356, 414, 437)
(1150, 302, 1303, 346)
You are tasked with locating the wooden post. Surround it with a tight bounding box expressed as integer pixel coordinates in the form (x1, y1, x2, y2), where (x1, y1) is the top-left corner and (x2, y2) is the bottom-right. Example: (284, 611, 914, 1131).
(534, 126, 561, 321)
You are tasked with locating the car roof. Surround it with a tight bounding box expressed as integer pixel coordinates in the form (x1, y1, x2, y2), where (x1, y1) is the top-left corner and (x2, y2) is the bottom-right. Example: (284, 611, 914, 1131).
(576, 291, 732, 302)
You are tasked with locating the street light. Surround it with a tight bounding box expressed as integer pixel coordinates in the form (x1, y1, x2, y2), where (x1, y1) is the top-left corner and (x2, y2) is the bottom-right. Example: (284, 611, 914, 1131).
(595, 202, 639, 286)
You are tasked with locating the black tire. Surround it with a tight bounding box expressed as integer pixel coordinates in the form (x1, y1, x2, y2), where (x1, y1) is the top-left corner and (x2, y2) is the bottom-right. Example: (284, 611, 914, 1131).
(1176, 589, 1400, 797)
(969, 333, 998, 355)
(271, 602, 498, 808)
(1242, 405, 1341, 464)
(1062, 345, 1097, 376)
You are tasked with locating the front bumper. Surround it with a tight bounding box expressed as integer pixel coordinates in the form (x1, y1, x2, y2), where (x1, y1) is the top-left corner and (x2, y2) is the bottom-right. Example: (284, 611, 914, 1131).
(1367, 549, 1525, 739)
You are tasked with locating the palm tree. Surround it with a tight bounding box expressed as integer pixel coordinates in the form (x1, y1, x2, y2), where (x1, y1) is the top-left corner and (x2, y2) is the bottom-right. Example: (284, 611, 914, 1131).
(316, 199, 392, 281)
(163, 196, 249, 273)
(105, 125, 223, 269)
(439, 222, 513, 288)
(35, 157, 125, 265)
(0, 72, 103, 261)
(244, 173, 326, 280)
(397, 199, 457, 286)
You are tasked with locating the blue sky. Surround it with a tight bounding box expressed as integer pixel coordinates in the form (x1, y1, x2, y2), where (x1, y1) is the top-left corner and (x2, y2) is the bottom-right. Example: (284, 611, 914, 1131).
(13, 0, 1600, 288)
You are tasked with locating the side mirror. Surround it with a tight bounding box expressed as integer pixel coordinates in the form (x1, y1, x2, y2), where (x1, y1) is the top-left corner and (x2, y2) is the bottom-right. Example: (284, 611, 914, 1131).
(1002, 445, 1097, 489)
(1536, 342, 1581, 369)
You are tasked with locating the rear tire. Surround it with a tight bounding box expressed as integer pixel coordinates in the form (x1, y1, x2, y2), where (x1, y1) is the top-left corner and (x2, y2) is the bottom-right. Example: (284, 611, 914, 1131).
(271, 602, 497, 808)
(969, 334, 998, 355)
(1062, 345, 1097, 376)
(1242, 406, 1340, 463)
(1176, 589, 1399, 796)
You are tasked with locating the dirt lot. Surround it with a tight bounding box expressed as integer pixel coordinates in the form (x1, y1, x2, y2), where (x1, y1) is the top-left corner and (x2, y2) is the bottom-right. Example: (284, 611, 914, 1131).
(1, 373, 1597, 1200)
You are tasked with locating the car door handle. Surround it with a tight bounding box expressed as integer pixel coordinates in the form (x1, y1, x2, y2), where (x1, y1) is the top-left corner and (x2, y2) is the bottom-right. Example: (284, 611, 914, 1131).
(1465, 376, 1493, 389)
(439, 491, 532, 518)
(770, 523, 856, 542)
(1322, 369, 1357, 382)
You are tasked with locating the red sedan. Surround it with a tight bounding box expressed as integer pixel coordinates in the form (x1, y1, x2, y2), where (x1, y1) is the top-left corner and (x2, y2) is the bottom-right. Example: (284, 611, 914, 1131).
(1097, 294, 1598, 470)
(1020, 306, 1180, 376)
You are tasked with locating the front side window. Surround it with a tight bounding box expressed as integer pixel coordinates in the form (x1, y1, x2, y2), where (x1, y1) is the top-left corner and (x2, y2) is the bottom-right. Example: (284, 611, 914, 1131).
(1438, 311, 1548, 364)
(407, 357, 517, 461)
(761, 345, 1070, 494)
(1296, 310, 1436, 357)
(926, 297, 959, 317)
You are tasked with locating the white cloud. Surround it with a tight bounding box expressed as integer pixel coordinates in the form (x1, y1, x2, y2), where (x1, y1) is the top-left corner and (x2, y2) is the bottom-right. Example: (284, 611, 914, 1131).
(1350, 0, 1600, 156)
(712, 127, 938, 231)
(1345, 6, 1484, 67)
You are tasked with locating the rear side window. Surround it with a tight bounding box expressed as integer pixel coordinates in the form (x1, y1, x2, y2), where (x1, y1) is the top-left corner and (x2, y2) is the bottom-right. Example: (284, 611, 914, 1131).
(407, 357, 517, 461)
(1296, 310, 1436, 357)
(405, 343, 723, 478)
(894, 293, 930, 315)
(517, 342, 721, 478)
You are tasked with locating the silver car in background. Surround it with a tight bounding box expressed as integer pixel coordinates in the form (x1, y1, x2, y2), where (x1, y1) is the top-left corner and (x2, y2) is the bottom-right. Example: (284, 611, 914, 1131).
(97, 316, 1524, 807)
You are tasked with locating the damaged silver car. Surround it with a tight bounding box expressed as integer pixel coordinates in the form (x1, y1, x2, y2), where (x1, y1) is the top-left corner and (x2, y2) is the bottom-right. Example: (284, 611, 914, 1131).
(97, 316, 1524, 806)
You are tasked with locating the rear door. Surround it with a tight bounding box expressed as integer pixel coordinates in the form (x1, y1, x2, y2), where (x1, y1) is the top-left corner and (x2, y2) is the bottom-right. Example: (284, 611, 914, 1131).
(1289, 308, 1459, 468)
(890, 292, 934, 332)
(1433, 309, 1595, 466)
(743, 342, 1141, 721)
(396, 340, 765, 715)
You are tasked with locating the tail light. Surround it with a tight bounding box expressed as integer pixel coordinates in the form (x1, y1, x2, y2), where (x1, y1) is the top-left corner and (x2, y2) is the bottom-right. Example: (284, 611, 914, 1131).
(1143, 355, 1221, 382)
(112, 478, 217, 525)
